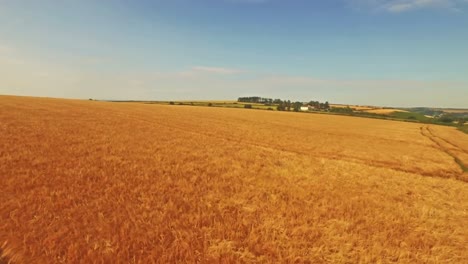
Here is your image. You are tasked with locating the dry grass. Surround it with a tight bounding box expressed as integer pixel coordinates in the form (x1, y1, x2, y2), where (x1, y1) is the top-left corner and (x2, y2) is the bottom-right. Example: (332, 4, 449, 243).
(1, 96, 467, 263)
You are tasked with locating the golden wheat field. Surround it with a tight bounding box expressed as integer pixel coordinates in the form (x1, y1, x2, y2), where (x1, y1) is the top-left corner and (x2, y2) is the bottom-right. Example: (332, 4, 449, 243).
(329, 104, 375, 111)
(1, 96, 467, 263)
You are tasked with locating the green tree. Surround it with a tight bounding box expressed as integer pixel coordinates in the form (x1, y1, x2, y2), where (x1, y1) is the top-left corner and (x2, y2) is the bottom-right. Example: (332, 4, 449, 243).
(330, 106, 353, 113)
(277, 102, 285, 111)
(293, 102, 302, 112)
(439, 115, 454, 123)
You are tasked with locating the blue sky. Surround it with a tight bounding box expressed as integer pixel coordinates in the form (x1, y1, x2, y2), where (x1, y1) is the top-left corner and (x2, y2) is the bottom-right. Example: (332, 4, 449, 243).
(0, 0, 467, 107)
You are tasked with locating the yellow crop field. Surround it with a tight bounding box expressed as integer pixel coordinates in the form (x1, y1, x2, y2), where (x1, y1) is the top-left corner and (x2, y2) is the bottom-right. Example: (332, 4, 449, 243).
(329, 104, 376, 111)
(1, 96, 467, 263)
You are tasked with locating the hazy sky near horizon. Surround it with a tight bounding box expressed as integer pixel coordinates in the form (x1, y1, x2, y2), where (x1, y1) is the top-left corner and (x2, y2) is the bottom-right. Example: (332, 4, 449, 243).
(1, 0, 467, 107)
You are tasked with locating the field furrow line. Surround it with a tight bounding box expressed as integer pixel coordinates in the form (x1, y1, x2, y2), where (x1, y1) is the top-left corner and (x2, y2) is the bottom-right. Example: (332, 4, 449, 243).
(426, 127, 468, 155)
(420, 126, 467, 180)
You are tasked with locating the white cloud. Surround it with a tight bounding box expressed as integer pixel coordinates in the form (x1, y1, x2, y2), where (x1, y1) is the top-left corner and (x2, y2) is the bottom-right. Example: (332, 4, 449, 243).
(385, 0, 457, 12)
(387, 3, 414, 12)
(348, 0, 468, 12)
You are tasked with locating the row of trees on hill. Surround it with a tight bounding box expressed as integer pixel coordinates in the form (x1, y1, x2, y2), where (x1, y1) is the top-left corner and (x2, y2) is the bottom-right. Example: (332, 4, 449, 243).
(276, 100, 303, 112)
(308, 101, 330, 110)
(237, 97, 330, 111)
(237, 97, 273, 104)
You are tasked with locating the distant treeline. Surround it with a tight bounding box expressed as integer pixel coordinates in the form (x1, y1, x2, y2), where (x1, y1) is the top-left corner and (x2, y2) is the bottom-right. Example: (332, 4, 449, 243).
(237, 97, 274, 104)
(238, 97, 330, 112)
(408, 107, 444, 116)
(406, 107, 467, 125)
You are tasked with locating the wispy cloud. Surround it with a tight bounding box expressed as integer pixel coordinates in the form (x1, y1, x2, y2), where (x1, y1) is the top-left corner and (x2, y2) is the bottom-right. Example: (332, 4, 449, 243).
(349, 0, 468, 13)
(190, 66, 244, 75)
(1, 57, 466, 107)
